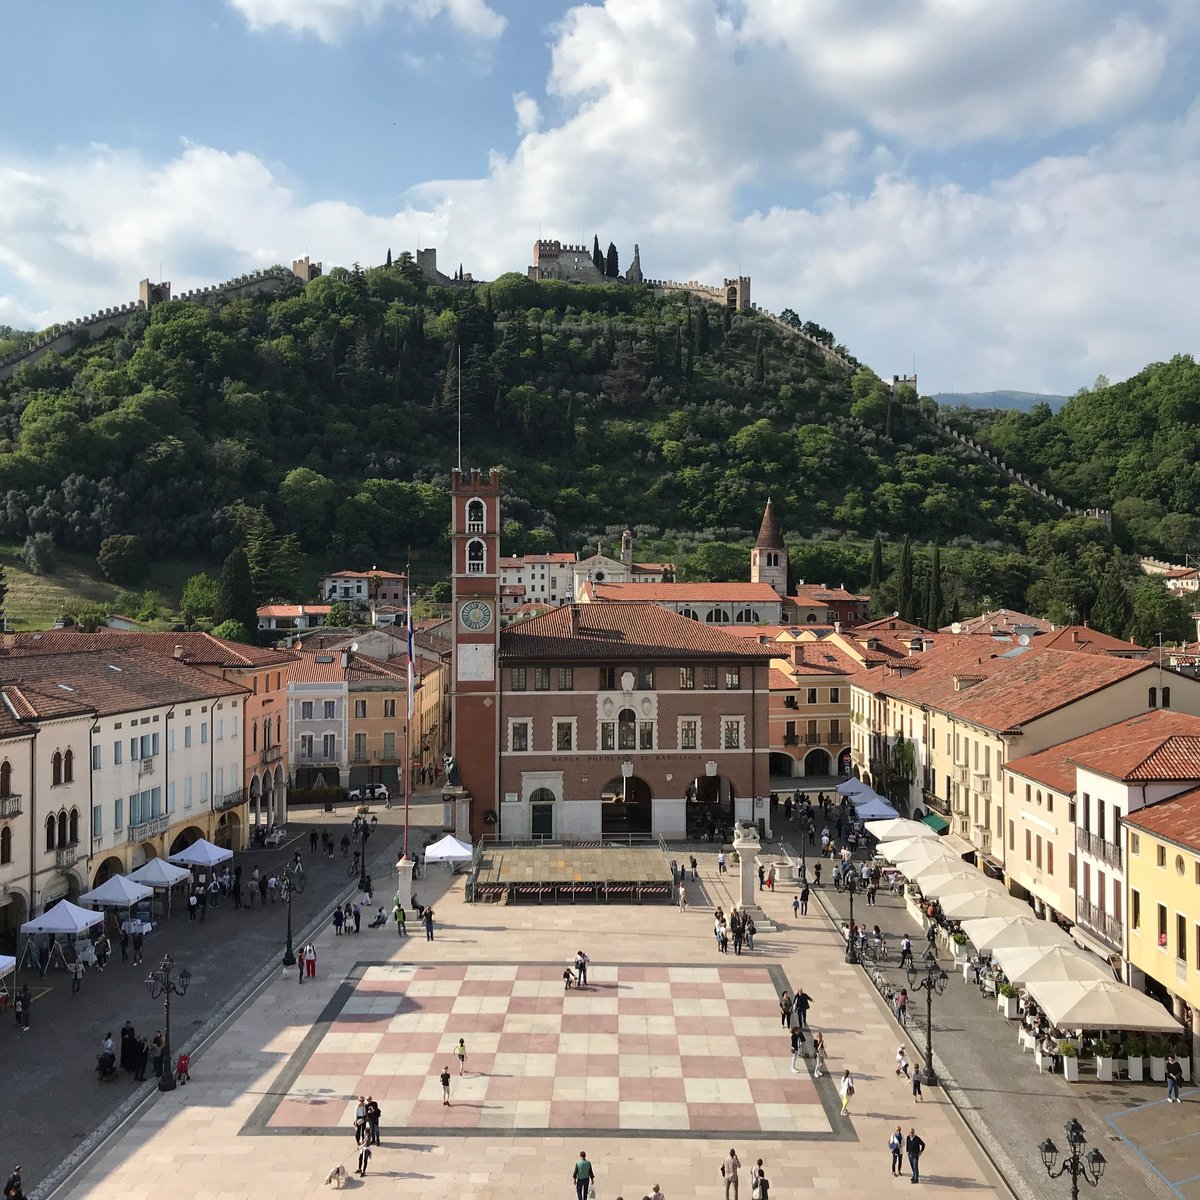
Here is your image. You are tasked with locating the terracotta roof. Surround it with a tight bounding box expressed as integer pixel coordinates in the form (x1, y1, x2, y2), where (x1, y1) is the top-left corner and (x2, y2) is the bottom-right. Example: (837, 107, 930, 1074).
(289, 649, 409, 685)
(321, 568, 407, 580)
(501, 584, 526, 596)
(499, 603, 777, 661)
(755, 498, 785, 550)
(1, 630, 296, 669)
(854, 617, 933, 634)
(257, 604, 331, 618)
(1124, 785, 1200, 850)
(630, 562, 675, 574)
(0, 682, 93, 724)
(0, 648, 247, 715)
(499, 553, 577, 567)
(1034, 626, 1146, 655)
(414, 630, 451, 657)
(944, 608, 1052, 636)
(584, 581, 783, 604)
(789, 585, 868, 605)
(861, 639, 1156, 733)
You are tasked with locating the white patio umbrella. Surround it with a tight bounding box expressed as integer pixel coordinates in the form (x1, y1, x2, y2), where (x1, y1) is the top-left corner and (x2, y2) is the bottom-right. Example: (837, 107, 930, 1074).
(128, 858, 192, 888)
(1031, 979, 1182, 1032)
(938, 889, 1026, 921)
(837, 779, 873, 797)
(79, 874, 154, 908)
(882, 836, 951, 861)
(867, 818, 938, 842)
(963, 916, 1070, 954)
(887, 841, 960, 869)
(168, 837, 233, 868)
(992, 943, 1112, 986)
(909, 862, 982, 892)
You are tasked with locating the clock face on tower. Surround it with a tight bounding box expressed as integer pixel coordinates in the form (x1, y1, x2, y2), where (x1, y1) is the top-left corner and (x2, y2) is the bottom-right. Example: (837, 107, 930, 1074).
(460, 599, 494, 632)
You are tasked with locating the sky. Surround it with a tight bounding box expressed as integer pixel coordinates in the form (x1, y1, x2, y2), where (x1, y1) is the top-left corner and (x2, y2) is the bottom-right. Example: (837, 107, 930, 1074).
(1, 0, 1198, 395)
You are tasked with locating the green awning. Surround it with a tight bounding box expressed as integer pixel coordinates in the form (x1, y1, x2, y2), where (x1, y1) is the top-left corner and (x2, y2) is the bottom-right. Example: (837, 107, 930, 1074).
(922, 812, 950, 833)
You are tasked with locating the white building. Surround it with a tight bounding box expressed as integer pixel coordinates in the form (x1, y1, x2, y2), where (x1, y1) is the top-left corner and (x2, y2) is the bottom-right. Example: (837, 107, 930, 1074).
(578, 580, 785, 625)
(318, 568, 408, 608)
(572, 529, 675, 597)
(498, 553, 577, 612)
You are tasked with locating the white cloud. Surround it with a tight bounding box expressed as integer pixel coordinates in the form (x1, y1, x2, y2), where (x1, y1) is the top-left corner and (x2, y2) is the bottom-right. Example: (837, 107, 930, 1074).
(512, 91, 541, 136)
(227, 0, 505, 42)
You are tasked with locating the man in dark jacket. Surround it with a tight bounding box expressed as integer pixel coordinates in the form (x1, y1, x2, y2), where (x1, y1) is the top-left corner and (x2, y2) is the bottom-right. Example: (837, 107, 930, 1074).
(906, 1129, 926, 1183)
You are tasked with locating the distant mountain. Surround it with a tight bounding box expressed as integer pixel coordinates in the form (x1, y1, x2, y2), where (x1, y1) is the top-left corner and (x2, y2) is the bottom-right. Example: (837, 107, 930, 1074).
(933, 389, 1068, 412)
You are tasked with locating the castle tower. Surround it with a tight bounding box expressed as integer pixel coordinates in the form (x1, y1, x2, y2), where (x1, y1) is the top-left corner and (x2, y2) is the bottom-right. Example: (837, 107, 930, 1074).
(625, 243, 643, 284)
(450, 467, 502, 840)
(292, 256, 323, 282)
(138, 279, 172, 308)
(751, 498, 787, 595)
(620, 528, 634, 569)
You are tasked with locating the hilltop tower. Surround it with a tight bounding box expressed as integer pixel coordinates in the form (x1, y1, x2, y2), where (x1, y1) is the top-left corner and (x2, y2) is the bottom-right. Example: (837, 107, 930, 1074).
(751, 498, 787, 595)
(620, 528, 634, 569)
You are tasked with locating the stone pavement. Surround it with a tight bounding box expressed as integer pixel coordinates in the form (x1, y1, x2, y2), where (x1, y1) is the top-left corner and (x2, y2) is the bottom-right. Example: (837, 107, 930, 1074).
(813, 871, 1196, 1200)
(54, 851, 1008, 1200)
(5, 794, 443, 1193)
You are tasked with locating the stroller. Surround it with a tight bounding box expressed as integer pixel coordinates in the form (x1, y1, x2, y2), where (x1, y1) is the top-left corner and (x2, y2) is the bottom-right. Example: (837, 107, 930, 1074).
(175, 1053, 192, 1085)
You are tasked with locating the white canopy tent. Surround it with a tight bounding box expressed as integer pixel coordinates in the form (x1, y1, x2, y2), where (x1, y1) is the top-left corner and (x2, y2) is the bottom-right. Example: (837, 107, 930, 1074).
(0, 954, 15, 979)
(909, 862, 983, 893)
(424, 835, 474, 864)
(853, 795, 900, 820)
(79, 874, 154, 908)
(962, 915, 1071, 954)
(867, 818, 938, 842)
(992, 943, 1112, 987)
(18, 899, 105, 973)
(836, 779, 873, 797)
(168, 838, 233, 868)
(1030, 978, 1183, 1033)
(938, 889, 1026, 921)
(128, 858, 192, 888)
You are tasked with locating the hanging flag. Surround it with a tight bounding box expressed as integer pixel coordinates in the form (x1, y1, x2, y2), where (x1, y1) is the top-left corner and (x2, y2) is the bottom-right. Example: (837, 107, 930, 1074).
(406, 577, 415, 720)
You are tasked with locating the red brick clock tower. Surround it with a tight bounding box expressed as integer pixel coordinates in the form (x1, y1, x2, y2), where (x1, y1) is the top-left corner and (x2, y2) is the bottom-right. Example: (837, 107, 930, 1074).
(449, 467, 502, 840)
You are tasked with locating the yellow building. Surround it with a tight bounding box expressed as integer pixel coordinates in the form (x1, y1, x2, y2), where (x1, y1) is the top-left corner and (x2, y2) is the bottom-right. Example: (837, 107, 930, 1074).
(1125, 788, 1200, 1051)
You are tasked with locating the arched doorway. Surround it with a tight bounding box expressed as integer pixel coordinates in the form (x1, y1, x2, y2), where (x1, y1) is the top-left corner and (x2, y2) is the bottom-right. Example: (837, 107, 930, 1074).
(804, 748, 832, 776)
(215, 810, 242, 850)
(129, 841, 158, 870)
(687, 773, 735, 838)
(249, 774, 263, 829)
(529, 787, 555, 840)
(770, 752, 797, 778)
(837, 748, 852, 776)
(92, 856, 125, 888)
(0, 889, 28, 955)
(601, 774, 652, 835)
(168, 826, 206, 856)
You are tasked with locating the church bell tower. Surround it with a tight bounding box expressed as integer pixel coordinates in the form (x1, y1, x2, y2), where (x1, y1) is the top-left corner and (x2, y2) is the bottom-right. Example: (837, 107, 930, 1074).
(750, 498, 788, 596)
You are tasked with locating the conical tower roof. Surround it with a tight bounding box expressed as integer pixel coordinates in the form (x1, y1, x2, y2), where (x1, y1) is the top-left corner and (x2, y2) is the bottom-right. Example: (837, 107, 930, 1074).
(755, 498, 784, 549)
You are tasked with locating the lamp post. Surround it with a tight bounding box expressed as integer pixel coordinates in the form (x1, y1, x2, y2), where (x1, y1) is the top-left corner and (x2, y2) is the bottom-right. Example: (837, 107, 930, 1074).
(905, 947, 949, 1087)
(844, 871, 858, 963)
(357, 818, 370, 893)
(145, 953, 190, 1092)
(1039, 1118, 1106, 1200)
(281, 864, 299, 967)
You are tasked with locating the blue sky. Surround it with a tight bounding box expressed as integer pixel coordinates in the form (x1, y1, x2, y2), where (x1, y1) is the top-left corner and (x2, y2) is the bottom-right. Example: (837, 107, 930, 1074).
(1, 0, 1198, 395)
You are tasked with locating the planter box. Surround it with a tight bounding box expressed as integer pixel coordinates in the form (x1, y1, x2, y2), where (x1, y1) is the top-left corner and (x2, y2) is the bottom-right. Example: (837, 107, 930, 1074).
(998, 994, 1019, 1020)
(1095, 1056, 1115, 1082)
(1150, 1056, 1166, 1082)
(1181, 1059, 1192, 1082)
(1063, 1057, 1080, 1082)
(1127, 1057, 1145, 1082)
(962, 961, 977, 983)
(953, 945, 969, 965)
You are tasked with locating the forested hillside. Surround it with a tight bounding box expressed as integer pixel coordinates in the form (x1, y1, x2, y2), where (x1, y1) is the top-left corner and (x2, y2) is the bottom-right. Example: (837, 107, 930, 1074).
(0, 257, 1193, 639)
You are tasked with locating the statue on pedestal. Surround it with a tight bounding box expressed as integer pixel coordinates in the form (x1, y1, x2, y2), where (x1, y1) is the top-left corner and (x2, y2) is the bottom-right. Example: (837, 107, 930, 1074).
(443, 753, 462, 789)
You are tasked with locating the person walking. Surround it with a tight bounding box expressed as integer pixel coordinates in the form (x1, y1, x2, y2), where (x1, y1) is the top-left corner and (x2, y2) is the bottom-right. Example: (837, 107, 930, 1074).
(304, 943, 317, 979)
(572, 1151, 595, 1200)
(799, 882, 810, 916)
(119, 930, 129, 962)
(456, 1038, 467, 1075)
(353, 903, 362, 933)
(717, 850, 727, 875)
(790, 1026, 806, 1072)
(895, 1046, 910, 1079)
(911, 1063, 924, 1102)
(296, 947, 306, 984)
(365, 1096, 381, 1145)
(906, 1128, 926, 1183)
(133, 1037, 149, 1082)
(721, 1149, 741, 1200)
(131, 930, 144, 965)
(779, 991, 792, 1028)
(757, 864, 765, 891)
(690, 854, 698, 881)
(95, 935, 110, 972)
(151, 1033, 164, 1079)
(393, 901, 407, 936)
(575, 950, 589, 986)
(424, 906, 435, 941)
(812, 1032, 828, 1078)
(333, 906, 345, 936)
(794, 988, 811, 1029)
(792, 895, 799, 919)
(440, 1065, 452, 1106)
(356, 1144, 371, 1178)
(1166, 1054, 1184, 1102)
(309, 828, 318, 855)
(838, 1068, 855, 1116)
(678, 883, 688, 913)
(889, 1126, 904, 1177)
(899, 934, 913, 968)
(68, 957, 84, 995)
(353, 1096, 367, 1145)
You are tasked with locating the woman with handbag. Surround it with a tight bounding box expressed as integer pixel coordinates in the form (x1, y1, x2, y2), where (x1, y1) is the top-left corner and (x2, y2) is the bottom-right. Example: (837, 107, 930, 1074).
(838, 1068, 855, 1115)
(749, 1159, 765, 1200)
(812, 1032, 828, 1078)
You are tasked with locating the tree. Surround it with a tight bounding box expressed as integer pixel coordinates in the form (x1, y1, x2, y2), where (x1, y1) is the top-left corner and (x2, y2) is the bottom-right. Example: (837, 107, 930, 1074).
(180, 572, 218, 621)
(211, 619, 251, 644)
(71, 602, 111, 632)
(924, 545, 945, 630)
(327, 600, 357, 627)
(592, 235, 604, 275)
(22, 533, 55, 576)
(97, 534, 149, 584)
(1127, 578, 1192, 646)
(1090, 554, 1133, 638)
(605, 242, 619, 278)
(754, 337, 765, 384)
(385, 248, 392, 268)
(278, 467, 336, 542)
(215, 547, 256, 633)
(892, 535, 913, 621)
(0, 564, 7, 630)
(685, 541, 750, 582)
(868, 534, 883, 596)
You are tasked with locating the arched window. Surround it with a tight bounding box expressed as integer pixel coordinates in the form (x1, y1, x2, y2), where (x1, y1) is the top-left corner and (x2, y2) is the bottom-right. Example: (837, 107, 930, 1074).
(63, 748, 74, 784)
(1163, 686, 1172, 709)
(0, 826, 11, 865)
(56, 810, 67, 848)
(0, 761, 11, 798)
(467, 538, 486, 575)
(806, 613, 817, 624)
(734, 608, 759, 623)
(44, 815, 55, 852)
(51, 751, 63, 786)
(1149, 687, 1158, 708)
(529, 787, 556, 804)
(252, 723, 258, 751)
(705, 608, 731, 624)
(618, 707, 637, 751)
(276, 713, 281, 742)
(68, 808, 79, 844)
(680, 607, 699, 621)
(263, 718, 271, 749)
(466, 498, 486, 533)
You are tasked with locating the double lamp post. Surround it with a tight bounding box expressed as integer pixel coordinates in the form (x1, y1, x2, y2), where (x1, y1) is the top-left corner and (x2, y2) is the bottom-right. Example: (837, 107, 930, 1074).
(145, 953, 191, 1092)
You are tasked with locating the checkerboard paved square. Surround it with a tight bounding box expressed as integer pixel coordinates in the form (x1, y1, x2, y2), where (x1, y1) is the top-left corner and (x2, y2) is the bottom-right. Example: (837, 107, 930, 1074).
(256, 962, 830, 1137)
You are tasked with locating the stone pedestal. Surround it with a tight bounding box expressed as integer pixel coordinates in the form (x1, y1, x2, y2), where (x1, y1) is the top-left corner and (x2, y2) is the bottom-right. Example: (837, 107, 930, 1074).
(442, 786, 472, 841)
(733, 821, 760, 912)
(396, 855, 414, 908)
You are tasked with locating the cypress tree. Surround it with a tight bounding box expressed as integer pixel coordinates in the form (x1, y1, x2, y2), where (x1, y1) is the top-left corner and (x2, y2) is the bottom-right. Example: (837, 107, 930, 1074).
(215, 547, 256, 635)
(592, 235, 604, 275)
(895, 535, 914, 621)
(868, 534, 883, 595)
(755, 336, 765, 384)
(386, 248, 392, 268)
(924, 546, 945, 630)
(685, 341, 694, 381)
(673, 326, 682, 373)
(605, 242, 619, 278)
(1091, 553, 1133, 638)
(722, 305, 732, 333)
(0, 564, 7, 631)
(697, 306, 710, 352)
(950, 595, 962, 625)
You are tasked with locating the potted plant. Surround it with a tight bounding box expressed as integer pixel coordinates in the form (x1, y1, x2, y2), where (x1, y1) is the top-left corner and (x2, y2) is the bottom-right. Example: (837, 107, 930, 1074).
(1094, 1038, 1117, 1082)
(997, 981, 1020, 1019)
(1148, 1035, 1169, 1081)
(481, 809, 498, 841)
(1125, 1034, 1146, 1081)
(951, 930, 969, 963)
(1171, 1039, 1192, 1082)
(1059, 1039, 1080, 1082)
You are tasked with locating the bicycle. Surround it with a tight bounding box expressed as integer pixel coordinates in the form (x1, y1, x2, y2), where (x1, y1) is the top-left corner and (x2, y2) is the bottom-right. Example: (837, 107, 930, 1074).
(346, 854, 362, 878)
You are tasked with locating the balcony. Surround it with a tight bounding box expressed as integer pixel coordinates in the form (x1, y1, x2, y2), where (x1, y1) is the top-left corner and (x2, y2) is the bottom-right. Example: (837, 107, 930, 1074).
(1077, 898, 1123, 948)
(972, 774, 991, 795)
(804, 733, 821, 745)
(953, 764, 969, 784)
(55, 845, 77, 868)
(215, 790, 244, 813)
(376, 749, 400, 762)
(1076, 828, 1122, 870)
(782, 734, 798, 746)
(974, 827, 992, 854)
(351, 751, 370, 763)
(127, 815, 170, 843)
(0, 794, 22, 818)
(137, 756, 156, 776)
(260, 745, 283, 765)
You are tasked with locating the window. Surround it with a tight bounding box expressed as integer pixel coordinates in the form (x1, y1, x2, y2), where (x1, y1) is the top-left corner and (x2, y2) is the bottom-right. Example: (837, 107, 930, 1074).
(383, 731, 396, 758)
(1132, 889, 1140, 930)
(829, 687, 840, 704)
(807, 688, 818, 704)
(44, 815, 55, 851)
(1068, 800, 1076, 823)
(1008, 821, 1015, 851)
(598, 667, 616, 690)
(618, 708, 637, 750)
(555, 722, 573, 751)
(92, 807, 102, 838)
(725, 667, 741, 690)
(322, 733, 336, 759)
(300, 734, 313, 760)
(680, 607, 699, 622)
(184, 779, 193, 809)
(216, 719, 224, 741)
(1163, 686, 1172, 709)
(232, 716, 238, 737)
(355, 700, 367, 719)
(51, 751, 63, 786)
(681, 720, 698, 750)
(113, 740, 123, 765)
(168, 729, 175, 752)
(558, 667, 574, 691)
(68, 808, 79, 843)
(702, 667, 718, 690)
(354, 733, 367, 761)
(64, 748, 74, 783)
(1158, 845, 1167, 868)
(215, 767, 224, 797)
(1047, 843, 1054, 875)
(1149, 687, 1158, 708)
(301, 701, 313, 720)
(252, 723, 258, 752)
(1179, 913, 1188, 964)
(0, 827, 10, 865)
(680, 666, 694, 690)
(706, 608, 731, 624)
(1158, 903, 1168, 947)
(184, 726, 192, 749)
(534, 667, 551, 691)
(200, 723, 208, 745)
(91, 745, 101, 771)
(466, 498, 485, 533)
(200, 773, 209, 802)
(1046, 793, 1054, 814)
(323, 701, 336, 719)
(637, 665, 654, 690)
(383, 699, 396, 718)
(639, 721, 654, 750)
(723, 720, 741, 750)
(512, 668, 527, 691)
(467, 538, 486, 574)
(1036, 836, 1042, 870)
(600, 722, 615, 751)
(512, 722, 530, 752)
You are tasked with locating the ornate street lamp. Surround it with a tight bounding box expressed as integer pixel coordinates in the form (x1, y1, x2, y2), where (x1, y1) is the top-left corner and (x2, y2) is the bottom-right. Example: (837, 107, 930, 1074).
(280, 863, 303, 967)
(1040, 1118, 1106, 1200)
(145, 954, 191, 1092)
(905, 947, 949, 1086)
(844, 871, 858, 963)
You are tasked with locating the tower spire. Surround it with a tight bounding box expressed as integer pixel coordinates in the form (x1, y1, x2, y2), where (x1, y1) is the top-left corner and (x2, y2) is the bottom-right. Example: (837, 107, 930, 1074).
(755, 497, 784, 550)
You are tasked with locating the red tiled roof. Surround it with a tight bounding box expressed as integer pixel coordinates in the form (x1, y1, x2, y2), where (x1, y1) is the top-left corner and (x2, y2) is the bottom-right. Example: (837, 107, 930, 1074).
(789, 585, 868, 604)
(1, 630, 296, 669)
(321, 568, 407, 580)
(257, 604, 331, 618)
(500, 603, 777, 661)
(289, 649, 409, 685)
(630, 562, 675, 574)
(944, 608, 1052, 636)
(499, 553, 577, 567)
(1035, 626, 1146, 655)
(1124, 785, 1200, 850)
(854, 617, 934, 634)
(585, 581, 782, 603)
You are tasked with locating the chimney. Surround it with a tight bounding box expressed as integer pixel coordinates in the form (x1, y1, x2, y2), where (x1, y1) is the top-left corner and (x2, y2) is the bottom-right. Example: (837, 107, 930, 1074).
(173, 644, 184, 659)
(1072, 630, 1081, 644)
(341, 651, 350, 669)
(834, 620, 842, 634)
(569, 605, 579, 637)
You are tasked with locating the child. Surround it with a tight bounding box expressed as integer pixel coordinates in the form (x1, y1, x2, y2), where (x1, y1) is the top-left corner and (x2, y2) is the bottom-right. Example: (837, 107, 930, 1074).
(563, 968, 576, 990)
